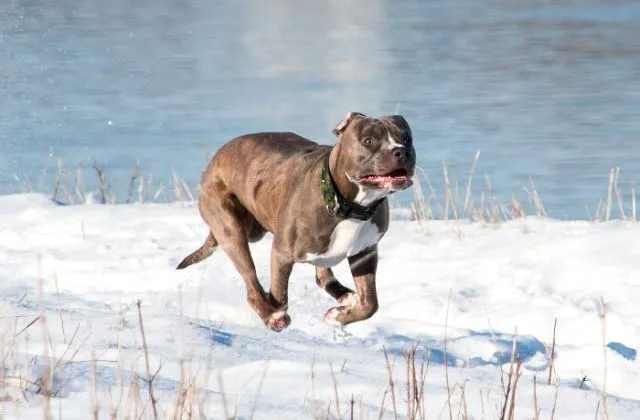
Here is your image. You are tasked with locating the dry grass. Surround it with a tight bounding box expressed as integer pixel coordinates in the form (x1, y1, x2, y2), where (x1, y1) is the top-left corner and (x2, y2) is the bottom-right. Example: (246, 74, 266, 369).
(15, 158, 196, 206)
(0, 294, 225, 419)
(0, 277, 615, 420)
(13, 154, 639, 226)
(409, 156, 637, 226)
(598, 298, 611, 420)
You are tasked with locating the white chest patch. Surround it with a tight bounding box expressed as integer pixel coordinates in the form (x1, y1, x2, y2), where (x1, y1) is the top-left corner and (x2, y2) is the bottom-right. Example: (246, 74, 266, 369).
(305, 219, 382, 268)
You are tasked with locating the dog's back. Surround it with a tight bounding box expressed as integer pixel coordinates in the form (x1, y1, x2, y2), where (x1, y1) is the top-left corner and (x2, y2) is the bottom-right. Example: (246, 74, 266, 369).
(202, 132, 330, 231)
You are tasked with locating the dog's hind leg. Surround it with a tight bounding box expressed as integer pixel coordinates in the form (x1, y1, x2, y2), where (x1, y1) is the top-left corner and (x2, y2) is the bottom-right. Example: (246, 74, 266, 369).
(315, 267, 355, 302)
(176, 231, 218, 269)
(198, 180, 290, 332)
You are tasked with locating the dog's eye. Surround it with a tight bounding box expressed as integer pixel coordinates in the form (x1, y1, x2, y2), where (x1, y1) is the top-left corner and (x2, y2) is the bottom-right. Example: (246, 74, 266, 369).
(361, 137, 374, 146)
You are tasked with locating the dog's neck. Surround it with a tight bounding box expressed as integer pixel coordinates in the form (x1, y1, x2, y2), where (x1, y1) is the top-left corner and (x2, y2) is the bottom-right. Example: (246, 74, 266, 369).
(321, 149, 385, 221)
(328, 147, 358, 202)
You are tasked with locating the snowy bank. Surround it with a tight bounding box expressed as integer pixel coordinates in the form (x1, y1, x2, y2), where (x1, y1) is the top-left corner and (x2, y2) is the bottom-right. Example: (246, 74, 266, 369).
(1, 193, 639, 419)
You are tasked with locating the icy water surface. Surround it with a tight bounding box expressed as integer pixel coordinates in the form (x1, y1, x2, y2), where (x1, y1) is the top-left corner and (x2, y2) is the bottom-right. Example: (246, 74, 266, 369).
(2, 0, 640, 218)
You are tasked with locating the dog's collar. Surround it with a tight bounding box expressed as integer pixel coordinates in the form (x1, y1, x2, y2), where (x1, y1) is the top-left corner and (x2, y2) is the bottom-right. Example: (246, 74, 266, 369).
(320, 153, 383, 221)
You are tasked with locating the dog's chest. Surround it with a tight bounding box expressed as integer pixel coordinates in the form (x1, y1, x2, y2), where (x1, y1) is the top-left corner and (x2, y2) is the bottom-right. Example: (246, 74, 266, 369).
(304, 219, 382, 267)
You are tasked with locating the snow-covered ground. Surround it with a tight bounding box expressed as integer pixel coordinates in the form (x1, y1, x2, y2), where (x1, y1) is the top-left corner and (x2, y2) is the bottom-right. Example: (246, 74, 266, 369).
(1, 193, 640, 419)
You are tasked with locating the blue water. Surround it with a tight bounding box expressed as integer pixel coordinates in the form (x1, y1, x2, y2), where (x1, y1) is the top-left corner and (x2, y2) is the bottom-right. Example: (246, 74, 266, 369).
(2, 0, 640, 218)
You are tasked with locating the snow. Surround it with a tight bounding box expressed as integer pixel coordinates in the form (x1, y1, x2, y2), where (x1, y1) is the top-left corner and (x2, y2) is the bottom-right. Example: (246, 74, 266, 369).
(1, 193, 640, 419)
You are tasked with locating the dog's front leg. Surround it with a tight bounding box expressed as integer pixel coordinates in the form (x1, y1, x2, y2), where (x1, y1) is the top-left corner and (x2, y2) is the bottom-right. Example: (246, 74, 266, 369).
(324, 246, 379, 326)
(265, 247, 293, 332)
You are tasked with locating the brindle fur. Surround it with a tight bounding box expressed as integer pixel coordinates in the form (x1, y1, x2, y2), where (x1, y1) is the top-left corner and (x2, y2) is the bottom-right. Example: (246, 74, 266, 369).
(177, 112, 415, 331)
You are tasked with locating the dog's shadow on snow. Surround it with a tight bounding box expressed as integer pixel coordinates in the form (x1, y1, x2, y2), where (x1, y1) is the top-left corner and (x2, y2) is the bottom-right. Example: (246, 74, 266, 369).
(382, 330, 548, 369)
(190, 320, 637, 371)
(191, 320, 551, 370)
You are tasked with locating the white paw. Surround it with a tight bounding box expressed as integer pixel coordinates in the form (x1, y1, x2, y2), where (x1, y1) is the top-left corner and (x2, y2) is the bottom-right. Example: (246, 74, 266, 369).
(338, 292, 359, 308)
(324, 307, 343, 326)
(266, 310, 290, 332)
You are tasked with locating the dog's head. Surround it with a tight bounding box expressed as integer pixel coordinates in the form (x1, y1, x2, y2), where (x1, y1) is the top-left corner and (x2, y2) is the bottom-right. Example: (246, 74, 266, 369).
(332, 112, 416, 193)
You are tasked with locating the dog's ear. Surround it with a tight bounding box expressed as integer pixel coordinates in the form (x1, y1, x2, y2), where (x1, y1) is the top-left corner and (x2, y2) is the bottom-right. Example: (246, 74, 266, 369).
(332, 112, 366, 136)
(381, 115, 412, 138)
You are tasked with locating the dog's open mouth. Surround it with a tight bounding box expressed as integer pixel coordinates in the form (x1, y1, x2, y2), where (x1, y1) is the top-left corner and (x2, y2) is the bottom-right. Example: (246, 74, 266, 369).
(359, 169, 412, 190)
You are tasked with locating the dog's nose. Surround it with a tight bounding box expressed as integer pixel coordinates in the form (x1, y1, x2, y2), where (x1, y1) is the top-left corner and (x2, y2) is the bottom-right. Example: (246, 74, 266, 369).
(393, 147, 409, 161)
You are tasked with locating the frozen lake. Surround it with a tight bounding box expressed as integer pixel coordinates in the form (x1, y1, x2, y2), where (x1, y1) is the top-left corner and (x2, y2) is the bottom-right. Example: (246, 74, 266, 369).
(2, 0, 640, 218)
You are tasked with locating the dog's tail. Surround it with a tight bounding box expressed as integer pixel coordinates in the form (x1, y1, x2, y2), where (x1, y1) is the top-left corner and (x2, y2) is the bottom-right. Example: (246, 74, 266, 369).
(176, 232, 217, 270)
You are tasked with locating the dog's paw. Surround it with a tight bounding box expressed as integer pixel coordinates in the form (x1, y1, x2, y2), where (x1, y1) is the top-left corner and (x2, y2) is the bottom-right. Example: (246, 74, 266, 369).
(266, 310, 291, 332)
(324, 306, 345, 326)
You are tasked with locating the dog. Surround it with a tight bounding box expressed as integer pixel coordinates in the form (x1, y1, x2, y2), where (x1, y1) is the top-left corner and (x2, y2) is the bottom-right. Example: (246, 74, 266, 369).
(176, 112, 416, 332)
